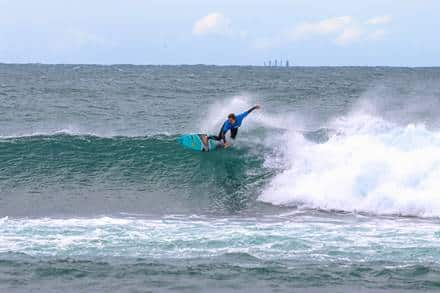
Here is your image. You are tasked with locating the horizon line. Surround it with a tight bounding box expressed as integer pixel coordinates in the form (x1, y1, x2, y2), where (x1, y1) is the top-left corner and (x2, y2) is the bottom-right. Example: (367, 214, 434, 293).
(0, 62, 439, 68)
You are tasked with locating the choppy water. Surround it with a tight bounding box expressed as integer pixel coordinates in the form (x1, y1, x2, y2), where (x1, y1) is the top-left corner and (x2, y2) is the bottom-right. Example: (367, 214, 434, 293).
(1, 64, 440, 292)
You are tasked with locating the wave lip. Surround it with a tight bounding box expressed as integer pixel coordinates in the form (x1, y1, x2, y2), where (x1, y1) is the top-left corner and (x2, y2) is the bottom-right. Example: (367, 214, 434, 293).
(259, 114, 440, 218)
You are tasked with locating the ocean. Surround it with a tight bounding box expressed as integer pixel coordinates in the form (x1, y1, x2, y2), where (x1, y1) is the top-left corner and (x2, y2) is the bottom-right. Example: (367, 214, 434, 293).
(1, 64, 440, 292)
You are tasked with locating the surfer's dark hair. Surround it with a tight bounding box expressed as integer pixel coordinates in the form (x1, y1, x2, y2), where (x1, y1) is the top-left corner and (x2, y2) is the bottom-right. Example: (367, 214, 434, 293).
(228, 113, 236, 120)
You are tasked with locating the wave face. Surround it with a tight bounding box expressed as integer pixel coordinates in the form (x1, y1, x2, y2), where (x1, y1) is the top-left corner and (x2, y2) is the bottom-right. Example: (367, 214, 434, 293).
(0, 133, 271, 217)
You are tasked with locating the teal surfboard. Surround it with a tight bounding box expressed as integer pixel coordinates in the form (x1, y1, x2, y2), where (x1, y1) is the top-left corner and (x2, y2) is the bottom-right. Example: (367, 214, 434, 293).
(178, 134, 223, 152)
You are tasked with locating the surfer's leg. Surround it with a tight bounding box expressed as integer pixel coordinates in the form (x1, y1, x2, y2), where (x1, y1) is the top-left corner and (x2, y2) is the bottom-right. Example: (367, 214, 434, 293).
(231, 128, 238, 139)
(202, 135, 209, 145)
(208, 127, 225, 141)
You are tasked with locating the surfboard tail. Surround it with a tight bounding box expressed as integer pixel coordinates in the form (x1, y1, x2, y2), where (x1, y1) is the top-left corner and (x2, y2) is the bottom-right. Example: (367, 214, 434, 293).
(178, 134, 224, 152)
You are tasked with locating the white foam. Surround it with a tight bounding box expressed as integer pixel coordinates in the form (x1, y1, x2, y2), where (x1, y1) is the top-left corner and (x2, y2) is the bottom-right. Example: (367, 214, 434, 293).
(259, 113, 440, 217)
(0, 125, 112, 139)
(1, 216, 439, 262)
(0, 126, 171, 139)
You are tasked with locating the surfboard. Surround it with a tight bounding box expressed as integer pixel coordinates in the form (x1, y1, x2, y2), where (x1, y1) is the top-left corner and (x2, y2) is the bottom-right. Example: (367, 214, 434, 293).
(178, 134, 223, 152)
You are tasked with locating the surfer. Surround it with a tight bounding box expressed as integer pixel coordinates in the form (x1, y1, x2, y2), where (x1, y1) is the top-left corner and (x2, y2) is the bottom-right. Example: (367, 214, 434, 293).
(207, 105, 261, 148)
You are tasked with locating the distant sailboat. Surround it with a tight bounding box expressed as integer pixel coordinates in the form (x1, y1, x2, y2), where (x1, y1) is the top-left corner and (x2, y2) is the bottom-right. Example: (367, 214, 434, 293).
(264, 58, 291, 67)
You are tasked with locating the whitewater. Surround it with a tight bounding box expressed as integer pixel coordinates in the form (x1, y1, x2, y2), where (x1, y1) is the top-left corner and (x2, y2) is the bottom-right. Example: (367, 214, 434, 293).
(259, 113, 440, 217)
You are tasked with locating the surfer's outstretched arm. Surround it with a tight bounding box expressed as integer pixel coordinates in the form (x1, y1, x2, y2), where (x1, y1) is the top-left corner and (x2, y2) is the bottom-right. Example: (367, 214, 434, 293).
(246, 105, 261, 114)
(237, 105, 261, 120)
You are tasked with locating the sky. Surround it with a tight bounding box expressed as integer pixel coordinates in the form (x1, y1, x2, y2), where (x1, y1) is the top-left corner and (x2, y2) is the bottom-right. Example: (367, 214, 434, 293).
(0, 0, 439, 66)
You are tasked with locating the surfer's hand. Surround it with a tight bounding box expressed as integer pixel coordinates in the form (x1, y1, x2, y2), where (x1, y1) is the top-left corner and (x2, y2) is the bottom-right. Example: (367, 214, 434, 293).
(224, 143, 230, 148)
(255, 104, 261, 109)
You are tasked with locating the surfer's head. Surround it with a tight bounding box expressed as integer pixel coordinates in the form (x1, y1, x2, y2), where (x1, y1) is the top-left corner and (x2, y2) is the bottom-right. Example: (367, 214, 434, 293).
(228, 113, 236, 124)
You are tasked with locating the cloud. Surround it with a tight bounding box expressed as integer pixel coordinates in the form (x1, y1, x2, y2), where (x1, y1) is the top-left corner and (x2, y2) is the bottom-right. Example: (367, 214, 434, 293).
(290, 16, 363, 45)
(366, 15, 392, 25)
(254, 15, 392, 48)
(283, 16, 362, 46)
(193, 13, 231, 36)
(290, 16, 353, 39)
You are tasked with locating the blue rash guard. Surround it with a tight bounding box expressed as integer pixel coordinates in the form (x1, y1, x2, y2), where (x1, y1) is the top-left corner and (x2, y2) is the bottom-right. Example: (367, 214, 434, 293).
(208, 106, 258, 143)
(222, 111, 249, 133)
